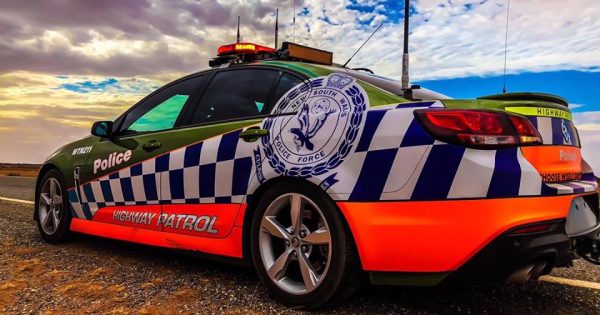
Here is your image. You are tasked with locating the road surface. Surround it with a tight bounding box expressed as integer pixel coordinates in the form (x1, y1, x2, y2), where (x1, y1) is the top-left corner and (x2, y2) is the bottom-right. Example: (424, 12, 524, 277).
(0, 176, 35, 201)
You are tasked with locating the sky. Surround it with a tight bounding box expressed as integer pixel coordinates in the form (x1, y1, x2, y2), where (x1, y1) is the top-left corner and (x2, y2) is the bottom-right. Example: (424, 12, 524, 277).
(0, 0, 598, 172)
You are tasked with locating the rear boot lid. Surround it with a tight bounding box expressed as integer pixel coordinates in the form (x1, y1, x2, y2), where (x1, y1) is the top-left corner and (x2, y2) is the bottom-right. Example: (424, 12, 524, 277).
(445, 96, 584, 184)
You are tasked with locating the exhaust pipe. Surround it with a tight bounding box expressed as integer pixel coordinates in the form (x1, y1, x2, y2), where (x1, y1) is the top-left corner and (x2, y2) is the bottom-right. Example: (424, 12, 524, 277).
(507, 262, 548, 283)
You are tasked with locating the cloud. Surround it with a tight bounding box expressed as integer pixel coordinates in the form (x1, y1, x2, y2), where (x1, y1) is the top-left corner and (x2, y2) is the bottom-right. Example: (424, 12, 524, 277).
(572, 111, 600, 172)
(573, 111, 600, 126)
(569, 103, 585, 109)
(579, 129, 600, 173)
(0, 0, 296, 77)
(0, 0, 598, 169)
(0, 0, 598, 80)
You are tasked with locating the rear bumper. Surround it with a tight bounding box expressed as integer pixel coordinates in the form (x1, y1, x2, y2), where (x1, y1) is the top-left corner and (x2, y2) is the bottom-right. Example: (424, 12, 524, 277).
(440, 219, 577, 285)
(338, 193, 599, 279)
(369, 219, 600, 286)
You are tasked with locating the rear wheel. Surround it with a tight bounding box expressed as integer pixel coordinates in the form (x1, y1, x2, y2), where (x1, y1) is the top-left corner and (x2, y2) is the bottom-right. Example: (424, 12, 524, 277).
(36, 169, 71, 243)
(250, 180, 361, 309)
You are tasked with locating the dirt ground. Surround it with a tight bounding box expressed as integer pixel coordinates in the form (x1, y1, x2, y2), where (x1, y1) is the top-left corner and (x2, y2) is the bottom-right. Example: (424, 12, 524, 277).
(0, 164, 40, 177)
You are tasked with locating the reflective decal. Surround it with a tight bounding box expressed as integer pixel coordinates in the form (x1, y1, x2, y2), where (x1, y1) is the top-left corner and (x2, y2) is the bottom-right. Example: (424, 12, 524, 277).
(262, 73, 367, 182)
(72, 146, 93, 155)
(93, 150, 132, 174)
(157, 214, 218, 233)
(506, 106, 572, 121)
(561, 119, 572, 145)
(92, 204, 232, 237)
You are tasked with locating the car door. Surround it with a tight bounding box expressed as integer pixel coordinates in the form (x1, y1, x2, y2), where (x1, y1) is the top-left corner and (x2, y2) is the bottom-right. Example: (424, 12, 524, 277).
(76, 74, 209, 228)
(157, 67, 303, 239)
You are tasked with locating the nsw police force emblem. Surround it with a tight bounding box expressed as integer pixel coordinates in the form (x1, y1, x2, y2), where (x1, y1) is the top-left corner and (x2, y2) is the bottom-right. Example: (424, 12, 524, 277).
(260, 73, 368, 179)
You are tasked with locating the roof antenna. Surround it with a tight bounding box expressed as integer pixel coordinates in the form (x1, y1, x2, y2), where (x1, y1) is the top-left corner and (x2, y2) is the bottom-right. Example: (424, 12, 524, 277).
(236, 16, 241, 43)
(275, 8, 279, 49)
(342, 23, 384, 68)
(292, 0, 296, 42)
(401, 0, 410, 90)
(502, 0, 511, 93)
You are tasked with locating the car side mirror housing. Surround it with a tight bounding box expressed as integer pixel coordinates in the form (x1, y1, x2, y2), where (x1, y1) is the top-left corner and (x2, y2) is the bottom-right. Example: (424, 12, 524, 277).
(91, 121, 114, 138)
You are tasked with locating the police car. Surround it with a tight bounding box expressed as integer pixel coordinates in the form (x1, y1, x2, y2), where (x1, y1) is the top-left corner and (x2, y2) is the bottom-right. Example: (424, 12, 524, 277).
(35, 41, 599, 308)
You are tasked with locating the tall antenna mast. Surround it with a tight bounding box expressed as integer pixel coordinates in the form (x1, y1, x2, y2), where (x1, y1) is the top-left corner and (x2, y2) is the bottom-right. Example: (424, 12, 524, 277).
(236, 16, 241, 43)
(275, 8, 279, 49)
(502, 0, 511, 93)
(292, 0, 296, 42)
(401, 0, 410, 90)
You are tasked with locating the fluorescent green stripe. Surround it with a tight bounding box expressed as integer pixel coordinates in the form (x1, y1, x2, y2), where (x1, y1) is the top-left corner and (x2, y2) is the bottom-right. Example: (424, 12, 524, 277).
(506, 106, 572, 121)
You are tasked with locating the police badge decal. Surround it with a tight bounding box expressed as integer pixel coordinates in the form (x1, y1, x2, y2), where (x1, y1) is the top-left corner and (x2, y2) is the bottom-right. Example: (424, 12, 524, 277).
(261, 73, 367, 179)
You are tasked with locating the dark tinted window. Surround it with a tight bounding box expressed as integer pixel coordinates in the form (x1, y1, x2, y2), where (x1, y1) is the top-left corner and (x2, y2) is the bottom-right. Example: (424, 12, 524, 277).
(190, 69, 279, 124)
(270, 73, 304, 110)
(119, 75, 207, 133)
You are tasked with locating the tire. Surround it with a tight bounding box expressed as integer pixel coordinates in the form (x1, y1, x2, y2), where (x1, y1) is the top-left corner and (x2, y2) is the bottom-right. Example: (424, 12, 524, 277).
(250, 180, 361, 309)
(35, 169, 72, 243)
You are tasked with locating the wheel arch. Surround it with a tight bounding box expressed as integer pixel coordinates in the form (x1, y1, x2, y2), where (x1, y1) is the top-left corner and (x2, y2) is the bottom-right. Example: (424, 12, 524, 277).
(241, 176, 362, 270)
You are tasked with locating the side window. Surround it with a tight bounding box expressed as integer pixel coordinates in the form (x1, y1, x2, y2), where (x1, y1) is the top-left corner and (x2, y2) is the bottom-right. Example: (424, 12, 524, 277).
(190, 69, 279, 125)
(269, 73, 304, 111)
(128, 95, 188, 133)
(120, 75, 207, 134)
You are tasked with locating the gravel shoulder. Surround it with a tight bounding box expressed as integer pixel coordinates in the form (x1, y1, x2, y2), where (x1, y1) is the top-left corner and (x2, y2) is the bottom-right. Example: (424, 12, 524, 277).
(1, 199, 600, 314)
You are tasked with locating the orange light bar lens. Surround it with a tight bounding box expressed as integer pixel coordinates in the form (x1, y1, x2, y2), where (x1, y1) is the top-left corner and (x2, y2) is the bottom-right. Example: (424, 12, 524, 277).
(235, 43, 255, 51)
(217, 42, 275, 56)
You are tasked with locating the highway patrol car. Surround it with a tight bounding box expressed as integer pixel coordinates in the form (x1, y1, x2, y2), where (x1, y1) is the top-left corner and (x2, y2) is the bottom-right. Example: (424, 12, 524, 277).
(35, 41, 600, 308)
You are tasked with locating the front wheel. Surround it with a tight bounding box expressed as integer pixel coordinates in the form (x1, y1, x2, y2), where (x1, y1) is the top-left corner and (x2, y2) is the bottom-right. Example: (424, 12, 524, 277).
(35, 169, 72, 243)
(250, 180, 361, 309)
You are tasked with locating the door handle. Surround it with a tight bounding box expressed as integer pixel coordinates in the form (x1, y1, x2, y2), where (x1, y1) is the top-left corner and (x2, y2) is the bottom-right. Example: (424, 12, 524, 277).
(142, 140, 162, 151)
(239, 128, 269, 142)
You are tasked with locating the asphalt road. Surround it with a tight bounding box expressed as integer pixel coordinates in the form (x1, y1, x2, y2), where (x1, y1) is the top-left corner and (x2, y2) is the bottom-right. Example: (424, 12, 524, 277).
(0, 176, 36, 201)
(0, 177, 599, 314)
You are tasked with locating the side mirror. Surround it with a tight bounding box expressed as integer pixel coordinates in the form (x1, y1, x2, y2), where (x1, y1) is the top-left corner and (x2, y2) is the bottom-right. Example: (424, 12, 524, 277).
(91, 121, 114, 138)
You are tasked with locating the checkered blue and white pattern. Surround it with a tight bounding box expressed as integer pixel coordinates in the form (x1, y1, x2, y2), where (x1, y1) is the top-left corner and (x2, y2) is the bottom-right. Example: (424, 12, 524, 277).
(248, 100, 457, 201)
(71, 129, 256, 219)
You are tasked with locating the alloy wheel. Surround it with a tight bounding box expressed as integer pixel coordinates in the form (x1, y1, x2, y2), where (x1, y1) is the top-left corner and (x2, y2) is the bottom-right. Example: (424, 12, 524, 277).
(38, 177, 63, 235)
(258, 193, 332, 295)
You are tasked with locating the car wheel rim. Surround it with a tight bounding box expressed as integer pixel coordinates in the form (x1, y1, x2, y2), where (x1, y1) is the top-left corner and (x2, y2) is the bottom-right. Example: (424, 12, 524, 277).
(38, 178, 63, 235)
(259, 193, 332, 295)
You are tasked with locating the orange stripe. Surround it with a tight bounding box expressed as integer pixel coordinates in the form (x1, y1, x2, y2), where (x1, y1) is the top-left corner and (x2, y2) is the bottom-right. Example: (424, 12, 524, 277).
(70, 218, 243, 258)
(234, 203, 248, 227)
(338, 195, 577, 272)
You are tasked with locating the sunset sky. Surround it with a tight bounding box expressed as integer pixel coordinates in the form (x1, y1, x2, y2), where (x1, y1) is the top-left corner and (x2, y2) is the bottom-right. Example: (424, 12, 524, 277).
(0, 0, 598, 172)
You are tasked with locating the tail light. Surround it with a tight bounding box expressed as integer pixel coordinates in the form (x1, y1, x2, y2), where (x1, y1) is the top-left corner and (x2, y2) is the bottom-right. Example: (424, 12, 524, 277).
(509, 222, 558, 235)
(414, 109, 542, 149)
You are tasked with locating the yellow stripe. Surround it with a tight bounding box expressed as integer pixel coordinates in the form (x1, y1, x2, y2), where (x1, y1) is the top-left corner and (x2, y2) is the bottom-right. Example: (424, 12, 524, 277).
(506, 106, 572, 121)
(0, 196, 34, 205)
(541, 276, 600, 290)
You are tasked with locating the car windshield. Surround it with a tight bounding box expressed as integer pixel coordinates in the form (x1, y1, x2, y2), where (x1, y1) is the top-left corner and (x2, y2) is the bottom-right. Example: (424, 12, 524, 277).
(327, 67, 452, 100)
